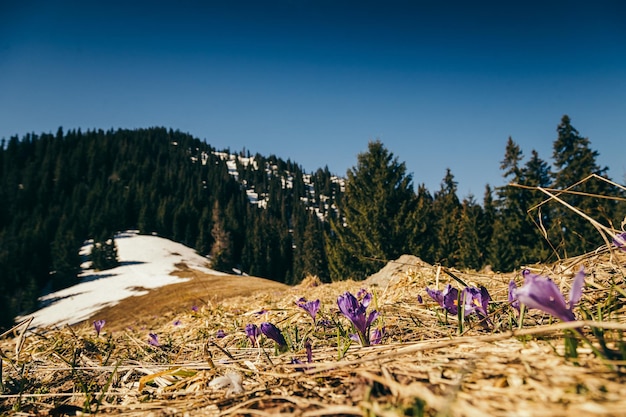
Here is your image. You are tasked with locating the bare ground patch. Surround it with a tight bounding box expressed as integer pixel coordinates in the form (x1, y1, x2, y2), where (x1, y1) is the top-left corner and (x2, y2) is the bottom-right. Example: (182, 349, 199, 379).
(83, 266, 289, 332)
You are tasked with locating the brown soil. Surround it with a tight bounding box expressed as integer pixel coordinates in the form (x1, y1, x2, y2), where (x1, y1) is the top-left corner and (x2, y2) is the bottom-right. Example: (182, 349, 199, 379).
(84, 266, 288, 331)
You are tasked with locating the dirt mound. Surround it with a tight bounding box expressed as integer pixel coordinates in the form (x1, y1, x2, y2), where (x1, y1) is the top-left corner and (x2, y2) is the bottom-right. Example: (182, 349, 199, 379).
(365, 254, 432, 287)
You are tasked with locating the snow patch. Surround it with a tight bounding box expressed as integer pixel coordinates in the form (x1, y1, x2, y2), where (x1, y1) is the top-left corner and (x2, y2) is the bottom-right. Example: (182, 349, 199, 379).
(18, 231, 226, 329)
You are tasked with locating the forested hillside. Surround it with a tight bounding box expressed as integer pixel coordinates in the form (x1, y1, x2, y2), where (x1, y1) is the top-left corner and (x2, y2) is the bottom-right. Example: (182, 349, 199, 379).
(1, 115, 623, 331)
(0, 127, 337, 329)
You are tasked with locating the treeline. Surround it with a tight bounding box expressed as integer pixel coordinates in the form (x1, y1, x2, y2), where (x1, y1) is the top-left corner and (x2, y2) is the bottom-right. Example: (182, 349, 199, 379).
(0, 116, 623, 331)
(325, 115, 625, 280)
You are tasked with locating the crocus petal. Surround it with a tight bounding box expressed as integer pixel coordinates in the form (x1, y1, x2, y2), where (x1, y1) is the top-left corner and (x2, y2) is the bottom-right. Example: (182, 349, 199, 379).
(260, 322, 288, 348)
(425, 287, 444, 307)
(245, 323, 260, 345)
(337, 292, 361, 319)
(461, 287, 478, 315)
(508, 280, 520, 313)
(514, 270, 575, 322)
(480, 286, 491, 316)
(366, 310, 380, 328)
(338, 291, 369, 336)
(297, 298, 320, 322)
(569, 267, 585, 307)
(443, 286, 459, 315)
(612, 232, 626, 251)
(93, 319, 105, 336)
(148, 333, 160, 346)
(370, 327, 385, 345)
(360, 292, 372, 308)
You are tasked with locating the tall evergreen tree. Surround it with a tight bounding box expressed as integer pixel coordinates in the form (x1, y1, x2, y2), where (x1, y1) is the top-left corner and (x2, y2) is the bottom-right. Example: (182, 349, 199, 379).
(458, 195, 482, 270)
(408, 184, 437, 263)
(551, 115, 613, 257)
(209, 201, 233, 272)
(432, 169, 462, 266)
(489, 137, 526, 272)
(300, 213, 329, 282)
(326, 140, 416, 281)
(521, 149, 553, 262)
(478, 185, 495, 265)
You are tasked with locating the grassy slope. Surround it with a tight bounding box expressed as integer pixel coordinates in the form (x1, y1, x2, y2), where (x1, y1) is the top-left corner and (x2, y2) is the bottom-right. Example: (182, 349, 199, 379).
(2, 251, 626, 416)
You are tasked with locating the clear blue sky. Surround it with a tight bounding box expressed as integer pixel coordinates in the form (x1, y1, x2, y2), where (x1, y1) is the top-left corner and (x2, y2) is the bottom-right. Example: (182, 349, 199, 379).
(1, 1, 625, 198)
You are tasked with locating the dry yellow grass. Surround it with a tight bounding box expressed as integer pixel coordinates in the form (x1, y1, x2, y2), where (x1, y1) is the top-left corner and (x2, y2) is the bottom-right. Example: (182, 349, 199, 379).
(2, 248, 626, 416)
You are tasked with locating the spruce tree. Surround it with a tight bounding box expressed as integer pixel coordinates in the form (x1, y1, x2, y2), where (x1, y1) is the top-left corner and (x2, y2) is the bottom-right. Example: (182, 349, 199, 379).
(90, 236, 120, 271)
(551, 115, 613, 257)
(408, 184, 437, 263)
(489, 137, 526, 272)
(326, 140, 416, 280)
(521, 149, 553, 262)
(209, 201, 233, 272)
(432, 169, 462, 266)
(458, 195, 483, 270)
(301, 213, 329, 282)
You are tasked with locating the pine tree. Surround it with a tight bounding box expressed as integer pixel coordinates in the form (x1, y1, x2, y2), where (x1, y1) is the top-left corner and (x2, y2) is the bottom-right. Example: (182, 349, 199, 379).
(489, 137, 526, 272)
(301, 214, 329, 282)
(432, 169, 462, 266)
(458, 195, 483, 270)
(478, 185, 495, 265)
(90, 236, 120, 271)
(326, 140, 416, 280)
(521, 149, 553, 262)
(209, 201, 233, 272)
(408, 184, 437, 263)
(551, 115, 613, 257)
(51, 221, 81, 290)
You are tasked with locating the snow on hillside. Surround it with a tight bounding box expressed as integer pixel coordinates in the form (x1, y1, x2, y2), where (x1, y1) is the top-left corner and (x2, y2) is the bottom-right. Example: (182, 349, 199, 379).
(212, 150, 344, 218)
(19, 231, 225, 329)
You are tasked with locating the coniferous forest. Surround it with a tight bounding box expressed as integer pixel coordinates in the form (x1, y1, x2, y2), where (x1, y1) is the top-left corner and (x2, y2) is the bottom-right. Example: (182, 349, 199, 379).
(1, 116, 624, 330)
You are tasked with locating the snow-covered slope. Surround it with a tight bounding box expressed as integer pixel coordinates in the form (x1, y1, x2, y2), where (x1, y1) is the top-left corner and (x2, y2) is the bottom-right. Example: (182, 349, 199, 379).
(19, 231, 225, 329)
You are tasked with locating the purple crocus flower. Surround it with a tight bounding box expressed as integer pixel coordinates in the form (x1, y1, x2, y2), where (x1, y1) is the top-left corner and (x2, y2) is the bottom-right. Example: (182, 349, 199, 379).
(337, 291, 380, 346)
(461, 286, 491, 319)
(613, 232, 626, 251)
(245, 323, 261, 345)
(426, 284, 459, 315)
(260, 322, 288, 351)
(513, 267, 585, 322)
(191, 305, 199, 312)
(356, 288, 369, 300)
(508, 280, 521, 314)
(216, 329, 226, 338)
(296, 297, 320, 323)
(93, 319, 105, 337)
(148, 333, 160, 347)
(370, 327, 385, 345)
(417, 294, 423, 304)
